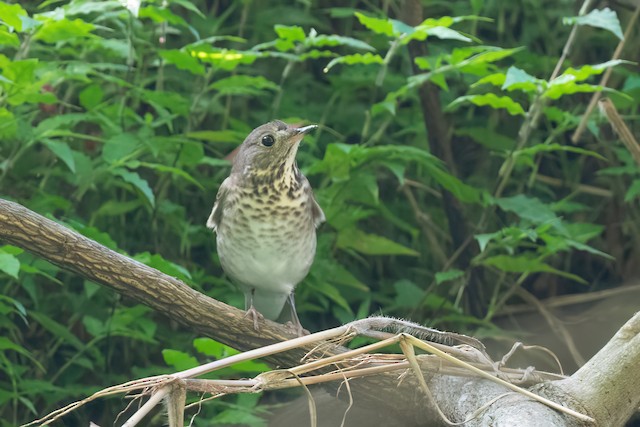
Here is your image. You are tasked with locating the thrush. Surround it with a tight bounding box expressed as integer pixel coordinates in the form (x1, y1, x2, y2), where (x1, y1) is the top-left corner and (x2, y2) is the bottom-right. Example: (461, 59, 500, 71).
(207, 120, 325, 335)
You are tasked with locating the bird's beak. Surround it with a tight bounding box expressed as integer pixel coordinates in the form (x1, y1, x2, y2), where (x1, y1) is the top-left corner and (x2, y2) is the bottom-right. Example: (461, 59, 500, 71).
(294, 124, 318, 135)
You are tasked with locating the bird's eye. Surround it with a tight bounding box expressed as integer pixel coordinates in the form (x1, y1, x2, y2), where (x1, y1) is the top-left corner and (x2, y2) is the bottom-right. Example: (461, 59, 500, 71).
(261, 135, 275, 147)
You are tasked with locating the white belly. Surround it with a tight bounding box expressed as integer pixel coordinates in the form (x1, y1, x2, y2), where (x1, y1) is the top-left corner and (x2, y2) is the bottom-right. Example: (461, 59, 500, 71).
(216, 219, 317, 294)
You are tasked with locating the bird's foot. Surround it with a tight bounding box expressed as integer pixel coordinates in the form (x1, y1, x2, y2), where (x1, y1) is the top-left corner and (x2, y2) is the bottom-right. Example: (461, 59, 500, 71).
(244, 305, 264, 331)
(284, 320, 310, 337)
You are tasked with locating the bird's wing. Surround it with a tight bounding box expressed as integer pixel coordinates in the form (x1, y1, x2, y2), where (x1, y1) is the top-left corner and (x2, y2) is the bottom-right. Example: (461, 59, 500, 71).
(206, 176, 233, 231)
(305, 182, 325, 228)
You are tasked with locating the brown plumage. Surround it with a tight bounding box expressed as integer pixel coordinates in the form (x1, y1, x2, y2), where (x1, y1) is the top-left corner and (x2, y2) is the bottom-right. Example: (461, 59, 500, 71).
(207, 120, 324, 335)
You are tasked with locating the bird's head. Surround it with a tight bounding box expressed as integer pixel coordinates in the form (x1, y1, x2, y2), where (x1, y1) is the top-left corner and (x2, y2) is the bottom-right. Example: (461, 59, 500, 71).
(231, 120, 317, 179)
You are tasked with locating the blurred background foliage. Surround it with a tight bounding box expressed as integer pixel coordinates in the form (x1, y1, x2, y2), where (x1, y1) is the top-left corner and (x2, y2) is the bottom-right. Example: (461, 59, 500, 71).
(0, 0, 639, 425)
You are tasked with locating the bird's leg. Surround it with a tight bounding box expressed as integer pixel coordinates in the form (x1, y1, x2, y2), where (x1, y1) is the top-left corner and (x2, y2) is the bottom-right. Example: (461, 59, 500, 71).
(286, 293, 309, 336)
(244, 288, 263, 331)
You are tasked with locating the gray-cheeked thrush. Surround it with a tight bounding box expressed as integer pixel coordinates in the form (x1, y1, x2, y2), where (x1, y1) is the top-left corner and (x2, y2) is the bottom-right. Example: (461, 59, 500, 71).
(207, 120, 325, 335)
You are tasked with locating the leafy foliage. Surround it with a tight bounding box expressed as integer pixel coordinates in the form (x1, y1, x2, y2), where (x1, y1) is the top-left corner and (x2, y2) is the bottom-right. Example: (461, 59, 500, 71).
(0, 0, 638, 425)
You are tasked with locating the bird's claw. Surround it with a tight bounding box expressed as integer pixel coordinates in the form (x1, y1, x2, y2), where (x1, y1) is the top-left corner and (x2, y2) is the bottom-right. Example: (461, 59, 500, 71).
(284, 320, 309, 337)
(244, 305, 264, 331)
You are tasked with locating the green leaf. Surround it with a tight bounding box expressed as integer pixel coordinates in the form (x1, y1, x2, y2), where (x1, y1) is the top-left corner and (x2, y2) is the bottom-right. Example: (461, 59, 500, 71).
(560, 59, 629, 82)
(313, 281, 351, 312)
(29, 311, 86, 351)
(0, 253, 20, 278)
(336, 227, 419, 256)
(190, 46, 259, 70)
(543, 80, 602, 99)
(355, 12, 394, 36)
(134, 252, 191, 281)
(480, 255, 586, 283)
(113, 168, 155, 207)
(162, 349, 198, 370)
(502, 66, 540, 92)
(193, 337, 225, 357)
(495, 195, 559, 225)
(131, 161, 204, 189)
(408, 26, 471, 43)
(0, 336, 31, 357)
(186, 130, 245, 143)
(425, 164, 485, 204)
(34, 18, 95, 43)
(323, 52, 383, 73)
(0, 27, 20, 47)
(0, 245, 23, 256)
(514, 143, 606, 161)
(0, 108, 17, 139)
(209, 75, 279, 96)
(140, 90, 189, 116)
(306, 34, 375, 52)
(160, 49, 205, 75)
(102, 133, 140, 163)
(93, 200, 143, 218)
(563, 7, 623, 40)
(435, 269, 465, 284)
(0, 2, 28, 31)
(170, 0, 206, 18)
(274, 24, 306, 42)
(625, 179, 640, 202)
(447, 93, 525, 116)
(394, 279, 425, 307)
(455, 127, 516, 151)
(42, 140, 76, 173)
(79, 84, 104, 109)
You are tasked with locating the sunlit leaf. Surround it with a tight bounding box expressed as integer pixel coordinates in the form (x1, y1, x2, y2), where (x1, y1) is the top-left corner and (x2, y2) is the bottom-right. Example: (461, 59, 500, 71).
(560, 59, 629, 82)
(160, 49, 205, 75)
(275, 24, 306, 42)
(34, 18, 95, 43)
(354, 12, 394, 36)
(324, 52, 383, 73)
(0, 2, 28, 31)
(162, 349, 198, 370)
(306, 34, 375, 51)
(544, 80, 602, 100)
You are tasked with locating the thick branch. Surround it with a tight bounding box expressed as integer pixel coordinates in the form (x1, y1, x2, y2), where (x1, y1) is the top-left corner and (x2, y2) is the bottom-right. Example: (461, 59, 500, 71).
(0, 199, 299, 362)
(554, 312, 640, 425)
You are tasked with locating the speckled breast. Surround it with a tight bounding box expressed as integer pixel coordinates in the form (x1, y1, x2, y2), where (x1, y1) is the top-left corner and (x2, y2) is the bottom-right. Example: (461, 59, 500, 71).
(216, 179, 318, 295)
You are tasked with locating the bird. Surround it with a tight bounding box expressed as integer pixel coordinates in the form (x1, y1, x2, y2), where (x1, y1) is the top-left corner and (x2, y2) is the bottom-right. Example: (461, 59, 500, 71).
(207, 120, 325, 335)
